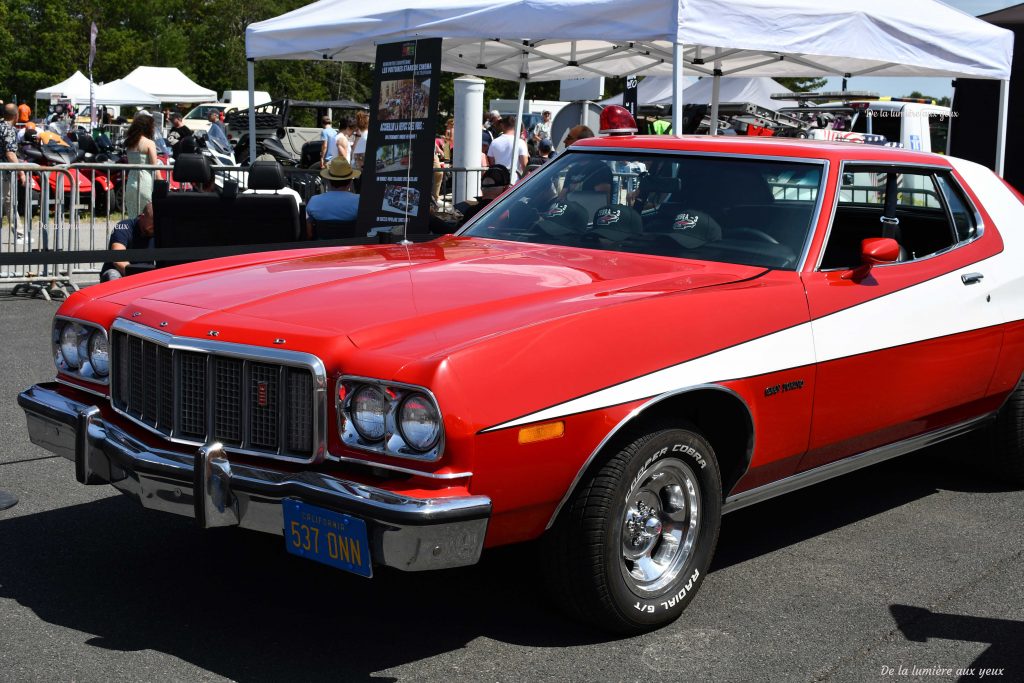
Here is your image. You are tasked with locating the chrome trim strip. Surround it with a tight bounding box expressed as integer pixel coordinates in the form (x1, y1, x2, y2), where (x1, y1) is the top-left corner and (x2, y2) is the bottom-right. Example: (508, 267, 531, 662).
(544, 384, 754, 530)
(335, 375, 446, 463)
(326, 452, 472, 480)
(109, 318, 328, 465)
(795, 159, 830, 272)
(56, 377, 107, 398)
(721, 412, 995, 514)
(814, 161, 986, 272)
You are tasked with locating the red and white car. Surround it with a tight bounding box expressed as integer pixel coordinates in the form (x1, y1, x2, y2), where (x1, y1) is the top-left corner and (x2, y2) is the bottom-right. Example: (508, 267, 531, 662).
(20, 112, 1024, 634)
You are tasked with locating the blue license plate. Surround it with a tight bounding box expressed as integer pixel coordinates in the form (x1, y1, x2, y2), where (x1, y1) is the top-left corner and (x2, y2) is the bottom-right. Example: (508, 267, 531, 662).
(282, 499, 372, 578)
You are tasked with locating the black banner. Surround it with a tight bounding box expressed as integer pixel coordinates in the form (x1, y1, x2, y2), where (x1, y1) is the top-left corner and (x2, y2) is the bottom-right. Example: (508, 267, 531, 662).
(623, 75, 639, 117)
(356, 38, 442, 236)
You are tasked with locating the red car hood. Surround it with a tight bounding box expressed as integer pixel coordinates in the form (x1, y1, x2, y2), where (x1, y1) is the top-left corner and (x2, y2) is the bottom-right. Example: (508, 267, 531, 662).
(106, 237, 765, 358)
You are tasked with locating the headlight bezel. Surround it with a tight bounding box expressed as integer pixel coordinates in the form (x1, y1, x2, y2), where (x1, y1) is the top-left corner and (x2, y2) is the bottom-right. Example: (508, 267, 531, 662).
(336, 376, 445, 462)
(53, 316, 109, 386)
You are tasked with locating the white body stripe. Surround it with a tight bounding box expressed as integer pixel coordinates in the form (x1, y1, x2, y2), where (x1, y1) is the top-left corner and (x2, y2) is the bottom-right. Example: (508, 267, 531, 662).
(486, 157, 1024, 433)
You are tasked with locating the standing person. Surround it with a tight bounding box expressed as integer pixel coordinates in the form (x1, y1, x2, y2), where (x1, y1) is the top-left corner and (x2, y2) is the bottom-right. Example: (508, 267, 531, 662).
(481, 110, 501, 157)
(306, 157, 361, 238)
(336, 115, 355, 164)
(352, 110, 369, 170)
(123, 113, 159, 219)
(319, 115, 338, 168)
(486, 115, 529, 177)
(165, 112, 193, 158)
(0, 104, 26, 240)
(531, 110, 552, 144)
(100, 202, 155, 281)
(17, 100, 31, 124)
(207, 110, 224, 134)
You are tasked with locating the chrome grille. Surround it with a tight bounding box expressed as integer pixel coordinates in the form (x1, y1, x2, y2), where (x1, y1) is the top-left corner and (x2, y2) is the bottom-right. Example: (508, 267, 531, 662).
(110, 321, 325, 463)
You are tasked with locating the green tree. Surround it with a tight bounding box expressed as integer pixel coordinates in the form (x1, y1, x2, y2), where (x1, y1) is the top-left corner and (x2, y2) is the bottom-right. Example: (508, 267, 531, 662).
(776, 77, 828, 93)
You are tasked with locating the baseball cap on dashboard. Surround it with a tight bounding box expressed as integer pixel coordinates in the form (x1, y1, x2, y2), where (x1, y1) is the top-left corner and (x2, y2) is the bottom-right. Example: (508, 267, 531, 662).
(535, 200, 589, 238)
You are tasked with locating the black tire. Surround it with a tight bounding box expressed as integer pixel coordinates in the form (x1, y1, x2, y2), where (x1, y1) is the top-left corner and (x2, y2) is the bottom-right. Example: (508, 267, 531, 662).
(991, 378, 1024, 485)
(546, 427, 722, 634)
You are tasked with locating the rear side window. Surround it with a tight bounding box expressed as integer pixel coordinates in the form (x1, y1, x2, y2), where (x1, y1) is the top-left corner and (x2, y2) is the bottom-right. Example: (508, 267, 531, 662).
(821, 166, 977, 269)
(936, 174, 977, 241)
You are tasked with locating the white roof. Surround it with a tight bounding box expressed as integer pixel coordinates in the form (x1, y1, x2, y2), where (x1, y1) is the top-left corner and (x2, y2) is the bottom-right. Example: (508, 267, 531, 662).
(35, 71, 92, 101)
(121, 66, 217, 103)
(93, 79, 161, 106)
(246, 0, 1013, 81)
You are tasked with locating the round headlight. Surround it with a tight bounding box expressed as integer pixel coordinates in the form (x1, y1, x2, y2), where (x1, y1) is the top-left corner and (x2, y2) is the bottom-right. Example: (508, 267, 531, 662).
(350, 385, 388, 442)
(59, 324, 82, 369)
(398, 393, 441, 451)
(88, 333, 109, 376)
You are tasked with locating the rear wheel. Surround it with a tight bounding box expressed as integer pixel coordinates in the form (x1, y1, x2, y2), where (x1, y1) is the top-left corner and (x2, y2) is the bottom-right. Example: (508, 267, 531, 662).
(991, 378, 1024, 485)
(546, 427, 722, 634)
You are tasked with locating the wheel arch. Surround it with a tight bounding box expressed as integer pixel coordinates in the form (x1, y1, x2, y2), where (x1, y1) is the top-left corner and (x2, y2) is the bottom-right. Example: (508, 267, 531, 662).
(545, 384, 754, 530)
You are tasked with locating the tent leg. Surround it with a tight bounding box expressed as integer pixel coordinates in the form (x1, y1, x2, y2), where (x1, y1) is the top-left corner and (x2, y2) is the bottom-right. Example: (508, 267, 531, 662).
(511, 77, 527, 183)
(709, 53, 722, 137)
(996, 78, 1009, 177)
(247, 59, 257, 166)
(672, 43, 685, 135)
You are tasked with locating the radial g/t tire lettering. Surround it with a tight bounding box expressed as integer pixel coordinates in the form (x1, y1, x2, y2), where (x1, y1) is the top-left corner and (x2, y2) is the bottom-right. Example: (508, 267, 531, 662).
(546, 427, 722, 634)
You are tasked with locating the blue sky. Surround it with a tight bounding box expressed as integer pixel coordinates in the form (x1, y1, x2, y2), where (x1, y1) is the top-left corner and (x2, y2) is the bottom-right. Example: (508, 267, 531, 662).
(819, 0, 1016, 99)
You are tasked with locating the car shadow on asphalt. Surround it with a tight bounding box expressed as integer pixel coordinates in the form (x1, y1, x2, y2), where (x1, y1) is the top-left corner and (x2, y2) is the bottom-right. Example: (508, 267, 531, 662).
(713, 435, 1015, 572)
(0, 494, 605, 682)
(0, 435, 1015, 681)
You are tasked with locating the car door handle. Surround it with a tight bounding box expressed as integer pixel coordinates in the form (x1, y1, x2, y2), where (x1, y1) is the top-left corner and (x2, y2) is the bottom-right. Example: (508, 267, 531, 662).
(961, 272, 984, 285)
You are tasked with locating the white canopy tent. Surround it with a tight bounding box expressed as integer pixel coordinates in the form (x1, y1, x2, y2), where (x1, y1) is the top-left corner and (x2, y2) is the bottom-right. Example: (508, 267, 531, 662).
(246, 0, 1013, 171)
(34, 71, 92, 101)
(93, 79, 161, 106)
(121, 66, 217, 103)
(602, 76, 793, 110)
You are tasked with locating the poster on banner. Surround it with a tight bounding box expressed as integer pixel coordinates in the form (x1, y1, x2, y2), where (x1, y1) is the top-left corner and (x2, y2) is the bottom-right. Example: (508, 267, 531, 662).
(356, 38, 442, 236)
(623, 75, 638, 117)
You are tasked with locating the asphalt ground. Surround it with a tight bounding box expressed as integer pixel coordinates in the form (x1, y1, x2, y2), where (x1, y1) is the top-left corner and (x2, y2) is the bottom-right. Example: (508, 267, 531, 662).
(1, 290, 1022, 683)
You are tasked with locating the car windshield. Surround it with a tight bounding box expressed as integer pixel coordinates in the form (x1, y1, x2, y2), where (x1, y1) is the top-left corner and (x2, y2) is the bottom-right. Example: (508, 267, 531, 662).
(460, 150, 825, 270)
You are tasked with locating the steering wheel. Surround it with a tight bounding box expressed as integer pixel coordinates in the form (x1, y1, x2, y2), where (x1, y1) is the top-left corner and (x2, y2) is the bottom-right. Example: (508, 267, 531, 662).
(730, 227, 780, 245)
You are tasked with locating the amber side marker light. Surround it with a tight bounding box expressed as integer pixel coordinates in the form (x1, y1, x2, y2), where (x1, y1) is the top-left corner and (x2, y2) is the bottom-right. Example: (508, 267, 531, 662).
(518, 421, 565, 444)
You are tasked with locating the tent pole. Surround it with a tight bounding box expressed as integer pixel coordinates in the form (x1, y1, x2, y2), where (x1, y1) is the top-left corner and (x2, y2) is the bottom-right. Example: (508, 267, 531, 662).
(672, 43, 685, 135)
(247, 59, 257, 165)
(709, 50, 722, 137)
(996, 78, 1009, 177)
(511, 76, 527, 183)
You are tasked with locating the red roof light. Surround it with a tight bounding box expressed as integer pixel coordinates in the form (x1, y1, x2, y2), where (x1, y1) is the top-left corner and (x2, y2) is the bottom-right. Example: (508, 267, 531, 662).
(599, 105, 638, 135)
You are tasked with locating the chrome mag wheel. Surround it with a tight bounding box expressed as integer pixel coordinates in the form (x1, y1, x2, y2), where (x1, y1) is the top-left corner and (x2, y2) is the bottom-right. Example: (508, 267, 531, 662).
(619, 457, 701, 596)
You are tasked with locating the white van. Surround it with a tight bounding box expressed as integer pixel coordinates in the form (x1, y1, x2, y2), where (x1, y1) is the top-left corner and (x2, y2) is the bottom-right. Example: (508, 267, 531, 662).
(782, 98, 952, 154)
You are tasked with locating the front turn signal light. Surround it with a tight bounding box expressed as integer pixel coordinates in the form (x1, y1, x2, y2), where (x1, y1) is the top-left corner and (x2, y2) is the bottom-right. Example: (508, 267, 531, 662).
(518, 421, 565, 445)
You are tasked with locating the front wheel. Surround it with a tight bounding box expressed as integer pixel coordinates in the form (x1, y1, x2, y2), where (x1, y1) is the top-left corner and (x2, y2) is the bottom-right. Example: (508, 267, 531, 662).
(546, 427, 722, 634)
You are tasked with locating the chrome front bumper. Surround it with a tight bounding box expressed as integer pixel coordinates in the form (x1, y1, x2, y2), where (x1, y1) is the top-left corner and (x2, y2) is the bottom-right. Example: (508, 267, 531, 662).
(18, 383, 491, 572)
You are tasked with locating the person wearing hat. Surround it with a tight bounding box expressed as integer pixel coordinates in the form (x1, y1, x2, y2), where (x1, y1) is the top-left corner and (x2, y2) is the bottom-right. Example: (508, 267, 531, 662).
(531, 110, 552, 145)
(306, 156, 361, 238)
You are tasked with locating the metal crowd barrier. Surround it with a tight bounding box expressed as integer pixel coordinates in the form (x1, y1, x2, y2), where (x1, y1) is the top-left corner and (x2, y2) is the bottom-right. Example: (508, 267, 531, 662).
(1, 163, 82, 300)
(0, 159, 446, 300)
